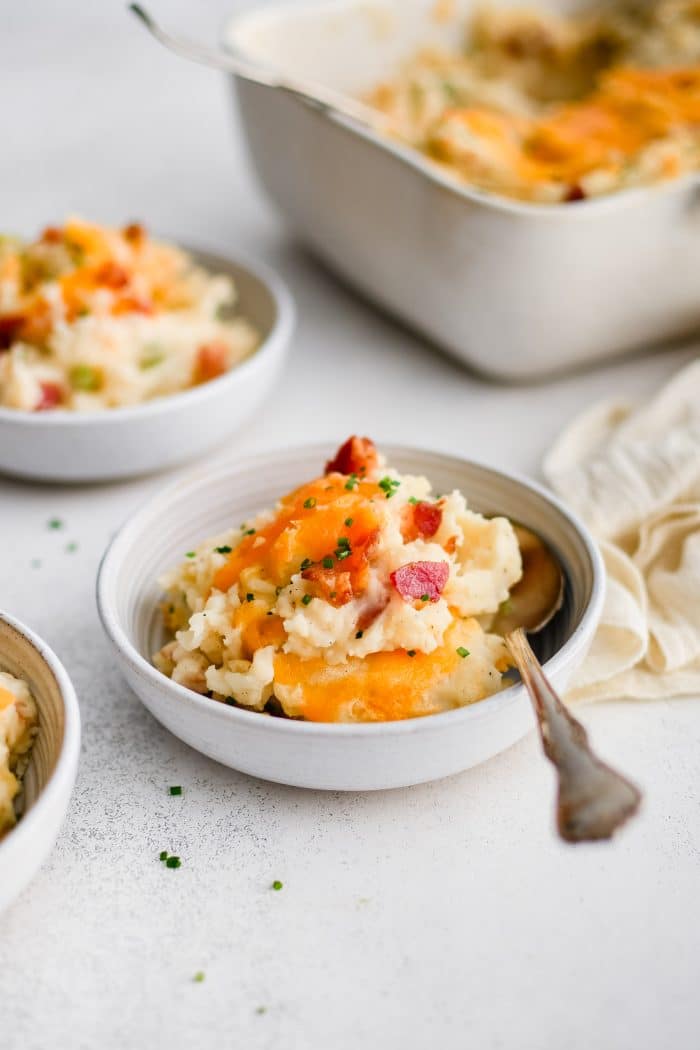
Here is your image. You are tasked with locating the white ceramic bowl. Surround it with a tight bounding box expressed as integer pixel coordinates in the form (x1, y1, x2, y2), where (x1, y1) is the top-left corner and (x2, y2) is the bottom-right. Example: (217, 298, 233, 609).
(97, 444, 604, 791)
(0, 248, 295, 482)
(0, 612, 81, 914)
(224, 0, 700, 379)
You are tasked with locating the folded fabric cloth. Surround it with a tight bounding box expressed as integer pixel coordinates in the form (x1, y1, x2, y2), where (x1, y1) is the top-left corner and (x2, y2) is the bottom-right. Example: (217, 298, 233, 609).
(543, 359, 700, 702)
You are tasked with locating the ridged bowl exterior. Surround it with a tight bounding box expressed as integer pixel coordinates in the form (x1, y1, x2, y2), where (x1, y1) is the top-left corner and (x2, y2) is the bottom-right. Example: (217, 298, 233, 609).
(97, 445, 604, 790)
(0, 613, 81, 913)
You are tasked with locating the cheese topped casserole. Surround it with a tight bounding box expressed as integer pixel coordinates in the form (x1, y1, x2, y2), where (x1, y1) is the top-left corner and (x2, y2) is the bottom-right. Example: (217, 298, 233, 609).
(367, 0, 700, 202)
(154, 437, 523, 723)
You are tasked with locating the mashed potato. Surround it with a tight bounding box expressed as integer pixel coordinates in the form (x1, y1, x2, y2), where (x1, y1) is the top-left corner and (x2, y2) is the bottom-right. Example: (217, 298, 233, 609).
(367, 0, 700, 202)
(0, 219, 258, 411)
(154, 437, 523, 723)
(0, 672, 38, 836)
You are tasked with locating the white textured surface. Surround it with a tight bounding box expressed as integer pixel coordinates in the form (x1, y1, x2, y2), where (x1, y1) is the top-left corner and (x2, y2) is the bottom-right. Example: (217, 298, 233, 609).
(1, 3, 699, 1048)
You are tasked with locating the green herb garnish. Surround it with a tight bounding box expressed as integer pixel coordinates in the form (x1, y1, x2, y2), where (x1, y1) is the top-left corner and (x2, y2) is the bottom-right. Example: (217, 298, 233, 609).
(185, 551, 195, 559)
(225, 697, 237, 706)
(215, 545, 232, 554)
(165, 856, 181, 869)
(456, 647, 470, 659)
(159, 850, 168, 861)
(65, 541, 78, 553)
(193, 971, 205, 983)
(378, 476, 400, 499)
(139, 344, 165, 370)
(344, 517, 354, 527)
(336, 549, 352, 561)
(355, 630, 364, 639)
(246, 593, 254, 603)
(322, 556, 334, 569)
(407, 650, 416, 657)
(344, 473, 359, 491)
(420, 594, 430, 602)
(244, 528, 256, 536)
(169, 786, 182, 796)
(271, 880, 283, 891)
(301, 594, 312, 606)
(68, 363, 102, 392)
(48, 518, 63, 530)
(300, 558, 312, 571)
(303, 497, 317, 509)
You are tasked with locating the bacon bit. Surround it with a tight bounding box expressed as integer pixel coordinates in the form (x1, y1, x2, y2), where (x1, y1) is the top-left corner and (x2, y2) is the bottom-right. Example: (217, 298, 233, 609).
(356, 593, 390, 632)
(390, 561, 449, 603)
(123, 222, 146, 246)
(35, 381, 63, 411)
(401, 501, 443, 542)
(40, 226, 63, 244)
(565, 184, 586, 202)
(325, 436, 378, 478)
(302, 566, 354, 606)
(0, 313, 24, 350)
(95, 261, 130, 289)
(194, 341, 229, 384)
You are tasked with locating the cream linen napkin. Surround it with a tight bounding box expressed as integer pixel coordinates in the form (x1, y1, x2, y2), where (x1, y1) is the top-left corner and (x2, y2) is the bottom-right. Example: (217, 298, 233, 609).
(543, 359, 700, 702)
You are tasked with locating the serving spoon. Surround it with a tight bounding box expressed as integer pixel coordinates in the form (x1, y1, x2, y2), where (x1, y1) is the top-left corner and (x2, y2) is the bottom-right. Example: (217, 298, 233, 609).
(492, 525, 641, 843)
(128, 4, 389, 132)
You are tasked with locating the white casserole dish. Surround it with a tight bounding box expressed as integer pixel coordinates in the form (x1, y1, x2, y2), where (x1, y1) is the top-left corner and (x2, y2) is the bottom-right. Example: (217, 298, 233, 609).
(96, 443, 604, 791)
(223, 0, 700, 380)
(0, 248, 294, 483)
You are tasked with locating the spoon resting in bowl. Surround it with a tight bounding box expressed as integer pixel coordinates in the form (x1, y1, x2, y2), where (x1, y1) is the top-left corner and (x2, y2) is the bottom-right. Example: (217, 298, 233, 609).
(492, 525, 641, 844)
(128, 4, 391, 133)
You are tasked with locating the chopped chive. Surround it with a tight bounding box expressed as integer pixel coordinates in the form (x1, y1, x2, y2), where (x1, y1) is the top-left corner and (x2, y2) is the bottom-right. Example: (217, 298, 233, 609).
(185, 551, 195, 559)
(225, 697, 237, 706)
(48, 518, 63, 530)
(271, 880, 283, 891)
(246, 593, 254, 603)
(329, 591, 337, 599)
(65, 541, 78, 553)
(159, 850, 168, 861)
(355, 630, 364, 639)
(301, 594, 312, 606)
(407, 650, 416, 657)
(408, 497, 421, 505)
(255, 1006, 267, 1016)
(303, 497, 317, 509)
(244, 528, 256, 536)
(193, 971, 205, 983)
(215, 545, 232, 554)
(344, 473, 359, 491)
(300, 558, 312, 571)
(169, 785, 182, 796)
(344, 517, 354, 527)
(322, 556, 334, 569)
(378, 476, 401, 498)
(420, 594, 430, 602)
(336, 537, 350, 549)
(165, 856, 181, 869)
(456, 647, 471, 659)
(336, 549, 352, 561)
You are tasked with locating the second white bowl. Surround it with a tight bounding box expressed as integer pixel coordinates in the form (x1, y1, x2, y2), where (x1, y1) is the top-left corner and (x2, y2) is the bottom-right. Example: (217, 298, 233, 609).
(96, 444, 604, 790)
(0, 248, 295, 483)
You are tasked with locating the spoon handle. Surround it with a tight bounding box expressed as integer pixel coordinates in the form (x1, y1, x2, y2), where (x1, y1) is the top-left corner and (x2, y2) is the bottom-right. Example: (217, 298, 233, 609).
(128, 4, 386, 131)
(506, 628, 641, 843)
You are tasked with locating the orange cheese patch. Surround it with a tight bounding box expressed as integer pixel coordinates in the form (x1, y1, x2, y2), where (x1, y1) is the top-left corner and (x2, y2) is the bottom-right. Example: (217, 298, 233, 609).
(0, 687, 17, 712)
(212, 476, 382, 600)
(274, 641, 461, 723)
